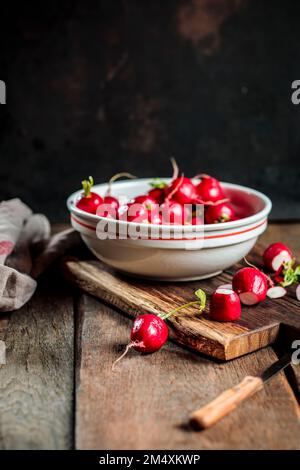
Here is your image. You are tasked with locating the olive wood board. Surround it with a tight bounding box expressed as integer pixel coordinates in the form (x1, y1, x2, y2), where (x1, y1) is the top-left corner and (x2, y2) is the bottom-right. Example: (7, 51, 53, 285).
(63, 245, 300, 360)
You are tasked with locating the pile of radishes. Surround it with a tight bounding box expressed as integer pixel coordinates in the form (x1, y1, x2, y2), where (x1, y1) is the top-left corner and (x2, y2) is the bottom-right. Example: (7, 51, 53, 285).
(210, 242, 300, 322)
(113, 242, 300, 367)
(76, 161, 237, 225)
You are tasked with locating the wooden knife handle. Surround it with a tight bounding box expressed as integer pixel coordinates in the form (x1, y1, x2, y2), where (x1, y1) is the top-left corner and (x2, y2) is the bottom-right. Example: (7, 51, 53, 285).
(190, 375, 263, 430)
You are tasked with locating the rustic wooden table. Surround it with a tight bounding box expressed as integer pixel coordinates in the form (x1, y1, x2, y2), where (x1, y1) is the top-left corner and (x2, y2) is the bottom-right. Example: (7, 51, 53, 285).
(0, 223, 299, 450)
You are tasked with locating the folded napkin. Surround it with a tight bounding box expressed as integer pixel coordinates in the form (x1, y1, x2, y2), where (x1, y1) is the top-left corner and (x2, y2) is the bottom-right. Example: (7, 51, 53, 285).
(0, 198, 80, 312)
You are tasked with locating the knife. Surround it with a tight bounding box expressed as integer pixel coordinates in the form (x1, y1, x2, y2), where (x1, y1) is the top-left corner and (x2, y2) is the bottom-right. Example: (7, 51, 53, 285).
(190, 353, 292, 430)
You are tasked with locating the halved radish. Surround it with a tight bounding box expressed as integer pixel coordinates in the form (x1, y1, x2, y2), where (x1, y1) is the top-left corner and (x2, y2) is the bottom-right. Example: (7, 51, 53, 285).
(263, 243, 293, 272)
(232, 267, 268, 305)
(209, 288, 241, 322)
(267, 286, 287, 299)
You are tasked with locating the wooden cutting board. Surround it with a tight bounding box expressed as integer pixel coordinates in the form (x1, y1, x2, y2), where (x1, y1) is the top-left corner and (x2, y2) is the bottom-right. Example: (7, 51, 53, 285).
(63, 243, 300, 360)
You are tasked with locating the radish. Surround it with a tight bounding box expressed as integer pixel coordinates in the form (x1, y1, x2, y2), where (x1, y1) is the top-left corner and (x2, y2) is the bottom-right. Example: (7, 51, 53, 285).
(130, 314, 168, 353)
(103, 195, 119, 212)
(205, 201, 235, 224)
(296, 285, 300, 302)
(166, 176, 198, 205)
(160, 200, 191, 224)
(263, 242, 293, 272)
(126, 202, 149, 223)
(76, 176, 103, 214)
(196, 174, 225, 203)
(209, 288, 241, 322)
(113, 289, 206, 369)
(134, 195, 157, 211)
(148, 187, 166, 204)
(191, 216, 204, 225)
(267, 286, 287, 299)
(232, 267, 268, 305)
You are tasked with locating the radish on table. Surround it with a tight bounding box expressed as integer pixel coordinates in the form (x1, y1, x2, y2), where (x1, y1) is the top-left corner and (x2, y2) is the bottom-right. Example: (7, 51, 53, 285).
(232, 267, 268, 305)
(112, 289, 206, 369)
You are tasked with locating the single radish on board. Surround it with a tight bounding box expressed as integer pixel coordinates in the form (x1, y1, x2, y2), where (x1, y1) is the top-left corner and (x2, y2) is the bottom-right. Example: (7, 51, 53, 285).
(263, 242, 293, 272)
(232, 267, 268, 305)
(209, 288, 241, 322)
(205, 201, 235, 224)
(196, 174, 225, 203)
(113, 289, 206, 369)
(76, 176, 103, 214)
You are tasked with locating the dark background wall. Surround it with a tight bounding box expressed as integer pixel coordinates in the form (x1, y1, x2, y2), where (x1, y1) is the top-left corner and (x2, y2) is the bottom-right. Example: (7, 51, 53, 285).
(0, 0, 299, 222)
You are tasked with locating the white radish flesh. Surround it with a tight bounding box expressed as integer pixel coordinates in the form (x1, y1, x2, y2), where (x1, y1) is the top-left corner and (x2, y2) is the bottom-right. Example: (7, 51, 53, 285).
(217, 284, 232, 291)
(267, 286, 287, 299)
(296, 285, 300, 302)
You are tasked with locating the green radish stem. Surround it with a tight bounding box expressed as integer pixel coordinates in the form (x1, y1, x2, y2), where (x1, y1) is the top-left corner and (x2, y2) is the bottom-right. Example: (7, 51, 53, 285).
(81, 176, 94, 197)
(160, 289, 206, 320)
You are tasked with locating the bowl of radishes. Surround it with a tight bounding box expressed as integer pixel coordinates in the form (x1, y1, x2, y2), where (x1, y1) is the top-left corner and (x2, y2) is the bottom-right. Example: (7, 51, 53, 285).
(67, 167, 272, 281)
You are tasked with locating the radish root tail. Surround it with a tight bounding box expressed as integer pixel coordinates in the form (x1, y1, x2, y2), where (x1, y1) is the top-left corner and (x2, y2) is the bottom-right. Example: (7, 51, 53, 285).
(106, 172, 137, 196)
(112, 340, 144, 371)
(170, 157, 179, 181)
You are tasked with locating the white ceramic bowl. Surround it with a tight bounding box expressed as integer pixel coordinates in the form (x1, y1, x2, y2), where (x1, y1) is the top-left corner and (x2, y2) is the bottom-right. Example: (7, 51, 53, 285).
(67, 179, 272, 281)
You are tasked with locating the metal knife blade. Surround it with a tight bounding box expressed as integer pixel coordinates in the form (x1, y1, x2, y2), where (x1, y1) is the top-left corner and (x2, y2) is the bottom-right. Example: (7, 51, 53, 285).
(260, 353, 292, 384)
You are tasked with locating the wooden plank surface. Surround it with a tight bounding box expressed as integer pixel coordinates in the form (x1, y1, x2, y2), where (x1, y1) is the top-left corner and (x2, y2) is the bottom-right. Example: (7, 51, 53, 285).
(0, 275, 74, 450)
(64, 241, 300, 361)
(75, 294, 300, 450)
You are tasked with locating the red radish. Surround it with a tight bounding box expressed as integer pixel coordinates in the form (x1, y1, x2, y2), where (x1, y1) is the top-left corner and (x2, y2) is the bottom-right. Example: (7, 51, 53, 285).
(263, 242, 293, 272)
(148, 187, 166, 204)
(134, 195, 157, 211)
(76, 176, 103, 214)
(130, 314, 169, 353)
(205, 201, 235, 224)
(160, 200, 191, 224)
(126, 202, 148, 223)
(113, 289, 206, 369)
(148, 211, 163, 225)
(209, 288, 241, 322)
(166, 176, 198, 205)
(267, 286, 287, 299)
(191, 216, 204, 225)
(196, 174, 225, 203)
(103, 195, 119, 211)
(232, 267, 268, 305)
(296, 285, 300, 302)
